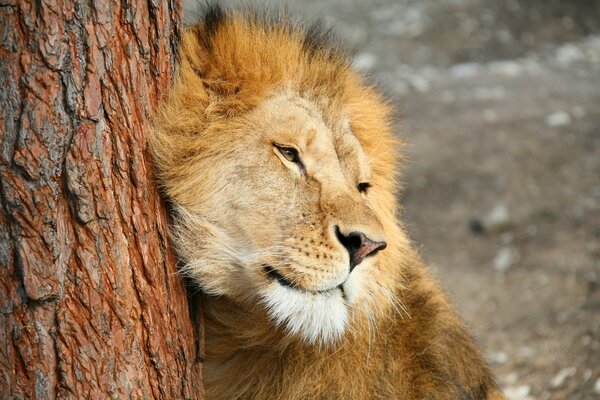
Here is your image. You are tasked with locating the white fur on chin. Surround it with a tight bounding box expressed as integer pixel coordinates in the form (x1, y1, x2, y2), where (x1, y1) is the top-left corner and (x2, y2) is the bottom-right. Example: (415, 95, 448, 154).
(261, 282, 348, 345)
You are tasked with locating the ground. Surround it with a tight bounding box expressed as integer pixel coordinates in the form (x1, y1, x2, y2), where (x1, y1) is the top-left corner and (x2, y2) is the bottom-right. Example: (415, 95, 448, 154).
(184, 1, 600, 398)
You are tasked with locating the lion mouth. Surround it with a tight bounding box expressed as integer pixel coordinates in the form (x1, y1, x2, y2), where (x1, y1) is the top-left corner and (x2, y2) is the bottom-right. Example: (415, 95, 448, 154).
(263, 265, 344, 295)
(263, 265, 298, 289)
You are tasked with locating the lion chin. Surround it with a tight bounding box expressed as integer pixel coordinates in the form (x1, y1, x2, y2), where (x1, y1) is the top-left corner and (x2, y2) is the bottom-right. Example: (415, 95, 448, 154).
(150, 4, 506, 400)
(259, 250, 377, 345)
(261, 282, 348, 345)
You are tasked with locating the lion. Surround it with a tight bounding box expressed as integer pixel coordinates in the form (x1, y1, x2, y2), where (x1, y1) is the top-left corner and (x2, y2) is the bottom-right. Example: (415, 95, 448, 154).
(150, 5, 506, 400)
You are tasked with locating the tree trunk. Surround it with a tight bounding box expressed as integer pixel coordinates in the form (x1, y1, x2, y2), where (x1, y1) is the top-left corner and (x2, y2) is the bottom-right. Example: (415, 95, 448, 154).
(0, 0, 204, 398)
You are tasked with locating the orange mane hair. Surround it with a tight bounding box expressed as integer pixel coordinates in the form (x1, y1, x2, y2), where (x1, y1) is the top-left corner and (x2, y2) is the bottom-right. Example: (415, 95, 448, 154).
(150, 4, 505, 400)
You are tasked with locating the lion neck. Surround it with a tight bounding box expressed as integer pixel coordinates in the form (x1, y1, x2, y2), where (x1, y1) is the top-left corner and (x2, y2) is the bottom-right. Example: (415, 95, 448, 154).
(200, 290, 387, 398)
(199, 251, 410, 396)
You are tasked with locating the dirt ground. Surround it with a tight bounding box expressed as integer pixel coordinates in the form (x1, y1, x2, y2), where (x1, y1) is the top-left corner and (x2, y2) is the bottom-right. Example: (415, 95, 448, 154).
(184, 1, 600, 398)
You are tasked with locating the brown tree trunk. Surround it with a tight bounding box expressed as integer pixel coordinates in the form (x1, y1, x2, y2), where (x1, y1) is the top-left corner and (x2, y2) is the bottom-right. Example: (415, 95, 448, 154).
(0, 0, 203, 398)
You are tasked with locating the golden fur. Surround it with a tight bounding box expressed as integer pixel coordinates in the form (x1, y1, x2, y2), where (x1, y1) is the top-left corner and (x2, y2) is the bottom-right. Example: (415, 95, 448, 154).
(151, 5, 505, 399)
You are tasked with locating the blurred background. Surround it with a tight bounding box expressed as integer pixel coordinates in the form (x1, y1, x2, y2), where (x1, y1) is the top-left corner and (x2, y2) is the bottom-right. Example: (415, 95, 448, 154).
(184, 1, 600, 399)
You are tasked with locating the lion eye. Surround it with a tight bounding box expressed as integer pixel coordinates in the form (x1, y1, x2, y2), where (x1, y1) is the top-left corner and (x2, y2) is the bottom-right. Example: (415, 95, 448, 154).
(357, 182, 371, 193)
(276, 145, 300, 163)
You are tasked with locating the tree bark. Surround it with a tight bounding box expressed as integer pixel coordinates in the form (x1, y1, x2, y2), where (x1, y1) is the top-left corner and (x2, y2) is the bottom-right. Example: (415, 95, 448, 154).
(0, 0, 203, 398)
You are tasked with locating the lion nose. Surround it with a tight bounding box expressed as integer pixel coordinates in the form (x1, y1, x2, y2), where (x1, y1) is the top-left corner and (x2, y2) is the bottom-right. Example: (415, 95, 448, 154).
(334, 226, 387, 271)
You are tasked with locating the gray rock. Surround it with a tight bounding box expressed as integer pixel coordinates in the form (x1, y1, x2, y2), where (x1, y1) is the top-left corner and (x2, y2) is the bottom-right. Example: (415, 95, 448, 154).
(594, 377, 600, 394)
(503, 384, 533, 400)
(408, 75, 430, 93)
(555, 43, 584, 66)
(550, 367, 576, 389)
(494, 247, 520, 273)
(490, 351, 509, 365)
(489, 60, 522, 77)
(486, 204, 512, 233)
(450, 62, 481, 78)
(353, 52, 378, 71)
(519, 346, 537, 358)
(545, 111, 572, 127)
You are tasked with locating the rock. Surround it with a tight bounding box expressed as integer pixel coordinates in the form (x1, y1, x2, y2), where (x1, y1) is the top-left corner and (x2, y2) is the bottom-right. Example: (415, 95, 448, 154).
(486, 204, 512, 233)
(419, 66, 440, 80)
(550, 367, 576, 388)
(450, 62, 481, 78)
(536, 274, 549, 286)
(470, 204, 512, 235)
(555, 43, 584, 65)
(503, 384, 533, 400)
(494, 247, 520, 273)
(545, 111, 572, 127)
(353, 52, 378, 71)
(521, 58, 542, 75)
(502, 372, 519, 385)
(408, 75, 430, 93)
(375, 6, 427, 38)
(519, 346, 536, 358)
(594, 377, 600, 394)
(489, 60, 522, 77)
(490, 351, 508, 365)
(583, 35, 600, 63)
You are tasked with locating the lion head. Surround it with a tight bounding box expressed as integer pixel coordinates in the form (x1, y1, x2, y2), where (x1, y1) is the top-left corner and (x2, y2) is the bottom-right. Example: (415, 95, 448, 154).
(151, 6, 404, 345)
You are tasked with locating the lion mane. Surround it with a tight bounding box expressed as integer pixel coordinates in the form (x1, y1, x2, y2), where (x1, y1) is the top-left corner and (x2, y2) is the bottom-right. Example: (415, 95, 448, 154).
(151, 4, 505, 400)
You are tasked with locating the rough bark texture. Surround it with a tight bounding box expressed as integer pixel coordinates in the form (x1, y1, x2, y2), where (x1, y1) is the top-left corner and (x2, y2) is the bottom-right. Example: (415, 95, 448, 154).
(0, 0, 204, 398)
